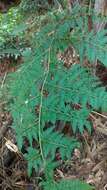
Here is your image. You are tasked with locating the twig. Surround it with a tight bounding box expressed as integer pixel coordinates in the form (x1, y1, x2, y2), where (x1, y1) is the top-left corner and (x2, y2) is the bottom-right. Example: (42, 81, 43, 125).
(73, 103, 107, 120)
(74, 103, 107, 120)
(104, 184, 107, 190)
(89, 113, 96, 120)
(91, 110, 107, 119)
(1, 72, 7, 89)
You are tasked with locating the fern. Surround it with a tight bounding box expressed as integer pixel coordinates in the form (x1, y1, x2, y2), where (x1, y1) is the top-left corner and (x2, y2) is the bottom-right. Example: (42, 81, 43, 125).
(0, 8, 21, 45)
(69, 5, 107, 66)
(73, 28, 107, 66)
(7, 4, 107, 190)
(43, 179, 94, 190)
(25, 127, 79, 176)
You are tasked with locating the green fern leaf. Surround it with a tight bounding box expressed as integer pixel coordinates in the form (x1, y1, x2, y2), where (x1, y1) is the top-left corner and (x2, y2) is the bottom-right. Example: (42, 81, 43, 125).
(43, 179, 94, 190)
(42, 127, 80, 160)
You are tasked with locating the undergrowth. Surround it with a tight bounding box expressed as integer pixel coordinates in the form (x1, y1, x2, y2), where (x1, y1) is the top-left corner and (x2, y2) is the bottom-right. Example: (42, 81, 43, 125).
(5, 2, 107, 190)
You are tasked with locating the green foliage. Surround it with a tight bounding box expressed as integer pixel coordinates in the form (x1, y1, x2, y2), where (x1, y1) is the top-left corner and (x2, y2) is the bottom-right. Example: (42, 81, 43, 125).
(72, 25, 107, 66)
(20, 0, 68, 13)
(0, 8, 29, 60)
(6, 3, 107, 190)
(0, 8, 21, 46)
(25, 128, 79, 176)
(43, 179, 94, 190)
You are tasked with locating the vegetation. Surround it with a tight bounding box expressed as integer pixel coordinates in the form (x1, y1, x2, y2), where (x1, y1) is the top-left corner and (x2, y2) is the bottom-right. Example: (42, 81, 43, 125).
(1, 0, 107, 189)
(0, 8, 21, 57)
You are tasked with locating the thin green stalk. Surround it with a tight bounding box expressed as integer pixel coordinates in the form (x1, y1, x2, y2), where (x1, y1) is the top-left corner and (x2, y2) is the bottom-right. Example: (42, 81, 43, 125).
(38, 48, 51, 165)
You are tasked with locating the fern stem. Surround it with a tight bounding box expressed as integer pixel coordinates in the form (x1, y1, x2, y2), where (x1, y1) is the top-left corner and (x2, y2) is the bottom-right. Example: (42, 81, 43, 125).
(38, 48, 51, 165)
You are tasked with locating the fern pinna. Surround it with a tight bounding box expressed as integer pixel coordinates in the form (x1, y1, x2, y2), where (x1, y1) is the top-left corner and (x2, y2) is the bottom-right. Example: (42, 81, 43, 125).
(8, 4, 107, 190)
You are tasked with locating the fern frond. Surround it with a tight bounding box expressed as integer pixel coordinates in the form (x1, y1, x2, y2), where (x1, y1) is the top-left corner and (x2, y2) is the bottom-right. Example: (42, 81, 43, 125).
(42, 127, 79, 160)
(8, 4, 107, 184)
(9, 11, 107, 145)
(24, 127, 79, 176)
(85, 29, 107, 65)
(43, 179, 94, 190)
(71, 20, 107, 66)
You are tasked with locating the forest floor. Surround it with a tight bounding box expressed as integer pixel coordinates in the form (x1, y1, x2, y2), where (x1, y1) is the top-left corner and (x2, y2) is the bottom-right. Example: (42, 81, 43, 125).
(1, 56, 107, 190)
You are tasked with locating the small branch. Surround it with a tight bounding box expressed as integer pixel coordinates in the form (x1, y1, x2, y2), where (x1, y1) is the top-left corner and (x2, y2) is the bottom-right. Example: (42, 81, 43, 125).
(94, 0, 106, 32)
(1, 72, 7, 89)
(91, 110, 107, 119)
